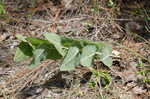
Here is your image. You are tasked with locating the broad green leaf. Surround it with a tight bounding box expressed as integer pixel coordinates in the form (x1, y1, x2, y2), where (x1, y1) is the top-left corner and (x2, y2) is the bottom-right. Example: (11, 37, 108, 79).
(18, 42, 33, 56)
(26, 37, 48, 47)
(60, 47, 80, 71)
(14, 42, 33, 62)
(44, 33, 66, 56)
(61, 36, 103, 50)
(99, 44, 112, 67)
(61, 36, 85, 49)
(37, 43, 62, 59)
(80, 45, 97, 67)
(29, 48, 46, 68)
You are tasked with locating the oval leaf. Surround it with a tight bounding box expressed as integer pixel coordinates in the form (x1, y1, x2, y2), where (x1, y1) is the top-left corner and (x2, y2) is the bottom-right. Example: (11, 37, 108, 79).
(14, 47, 30, 62)
(14, 42, 33, 62)
(60, 47, 80, 71)
(29, 48, 46, 68)
(100, 44, 112, 67)
(80, 45, 97, 67)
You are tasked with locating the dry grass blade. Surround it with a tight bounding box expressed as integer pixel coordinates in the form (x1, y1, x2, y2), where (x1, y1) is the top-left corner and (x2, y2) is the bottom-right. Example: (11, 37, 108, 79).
(0, 59, 57, 97)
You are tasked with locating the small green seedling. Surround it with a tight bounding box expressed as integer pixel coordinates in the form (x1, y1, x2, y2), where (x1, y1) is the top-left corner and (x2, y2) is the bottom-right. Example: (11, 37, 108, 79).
(88, 69, 112, 88)
(138, 70, 150, 83)
(137, 59, 150, 83)
(0, 0, 6, 15)
(107, 0, 115, 8)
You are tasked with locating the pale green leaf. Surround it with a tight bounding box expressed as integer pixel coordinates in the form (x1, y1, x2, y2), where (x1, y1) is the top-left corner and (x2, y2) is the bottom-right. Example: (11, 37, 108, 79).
(100, 44, 112, 67)
(26, 37, 48, 47)
(14, 47, 30, 62)
(60, 47, 80, 71)
(44, 33, 66, 56)
(16, 34, 27, 42)
(80, 45, 97, 67)
(14, 42, 33, 62)
(29, 48, 46, 68)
